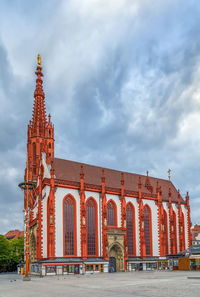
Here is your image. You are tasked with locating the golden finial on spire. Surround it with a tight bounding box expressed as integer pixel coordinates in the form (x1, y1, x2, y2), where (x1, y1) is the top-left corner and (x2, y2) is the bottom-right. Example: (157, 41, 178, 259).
(37, 54, 41, 67)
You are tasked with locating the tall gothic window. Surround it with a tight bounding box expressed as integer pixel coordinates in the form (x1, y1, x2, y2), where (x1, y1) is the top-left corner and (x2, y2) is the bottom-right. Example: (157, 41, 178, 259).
(171, 211, 177, 254)
(180, 213, 185, 251)
(143, 205, 151, 256)
(126, 203, 135, 255)
(107, 200, 116, 226)
(163, 210, 168, 255)
(33, 143, 36, 164)
(87, 199, 97, 256)
(64, 196, 75, 255)
(33, 143, 36, 175)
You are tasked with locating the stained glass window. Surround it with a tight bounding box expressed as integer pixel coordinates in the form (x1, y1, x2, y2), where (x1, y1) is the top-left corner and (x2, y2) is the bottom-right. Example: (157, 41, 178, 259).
(126, 203, 135, 255)
(181, 213, 185, 251)
(64, 196, 75, 255)
(87, 199, 96, 256)
(171, 211, 177, 254)
(163, 210, 168, 255)
(144, 205, 151, 256)
(107, 201, 116, 226)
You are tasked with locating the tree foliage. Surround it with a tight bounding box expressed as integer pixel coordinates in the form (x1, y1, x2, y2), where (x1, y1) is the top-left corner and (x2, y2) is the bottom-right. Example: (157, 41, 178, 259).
(0, 235, 24, 272)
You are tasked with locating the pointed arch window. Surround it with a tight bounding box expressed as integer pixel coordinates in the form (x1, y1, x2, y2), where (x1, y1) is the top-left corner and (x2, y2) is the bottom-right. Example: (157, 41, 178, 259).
(33, 143, 36, 164)
(180, 212, 185, 251)
(87, 199, 98, 256)
(33, 142, 36, 175)
(171, 211, 177, 254)
(63, 196, 76, 256)
(143, 205, 152, 256)
(107, 200, 117, 226)
(126, 203, 135, 255)
(163, 210, 168, 255)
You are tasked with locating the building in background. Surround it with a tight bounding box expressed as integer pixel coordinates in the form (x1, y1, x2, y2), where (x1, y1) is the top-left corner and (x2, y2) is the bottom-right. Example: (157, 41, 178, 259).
(191, 225, 200, 245)
(167, 244, 200, 271)
(25, 56, 192, 276)
(4, 230, 24, 240)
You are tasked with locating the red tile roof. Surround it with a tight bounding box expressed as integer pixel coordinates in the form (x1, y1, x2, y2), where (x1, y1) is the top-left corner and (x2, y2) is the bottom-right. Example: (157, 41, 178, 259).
(52, 157, 183, 203)
(4, 230, 24, 240)
(191, 225, 200, 239)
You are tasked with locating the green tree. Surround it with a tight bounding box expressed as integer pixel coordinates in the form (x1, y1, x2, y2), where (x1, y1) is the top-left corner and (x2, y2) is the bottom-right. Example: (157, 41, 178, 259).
(10, 237, 24, 263)
(0, 235, 10, 272)
(0, 235, 24, 272)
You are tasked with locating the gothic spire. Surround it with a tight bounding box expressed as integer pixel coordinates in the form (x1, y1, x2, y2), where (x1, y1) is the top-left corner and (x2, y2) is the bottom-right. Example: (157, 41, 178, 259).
(26, 55, 54, 182)
(32, 54, 47, 135)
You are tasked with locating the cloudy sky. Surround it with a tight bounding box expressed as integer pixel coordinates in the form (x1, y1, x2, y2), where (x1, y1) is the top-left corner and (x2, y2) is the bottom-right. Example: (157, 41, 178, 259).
(0, 0, 200, 234)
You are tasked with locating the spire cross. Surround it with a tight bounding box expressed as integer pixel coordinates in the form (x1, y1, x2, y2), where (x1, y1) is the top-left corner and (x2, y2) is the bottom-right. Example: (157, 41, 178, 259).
(168, 169, 171, 180)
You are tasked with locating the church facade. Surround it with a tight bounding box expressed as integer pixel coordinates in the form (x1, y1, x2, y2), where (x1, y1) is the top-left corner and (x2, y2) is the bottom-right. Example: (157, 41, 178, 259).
(26, 56, 191, 276)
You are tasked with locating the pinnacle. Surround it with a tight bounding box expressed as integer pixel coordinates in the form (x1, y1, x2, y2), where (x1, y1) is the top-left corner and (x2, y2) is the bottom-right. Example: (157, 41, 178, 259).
(32, 55, 47, 134)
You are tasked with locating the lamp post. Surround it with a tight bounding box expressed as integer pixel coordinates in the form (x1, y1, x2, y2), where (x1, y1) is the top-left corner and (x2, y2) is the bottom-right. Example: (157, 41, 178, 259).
(18, 182, 37, 281)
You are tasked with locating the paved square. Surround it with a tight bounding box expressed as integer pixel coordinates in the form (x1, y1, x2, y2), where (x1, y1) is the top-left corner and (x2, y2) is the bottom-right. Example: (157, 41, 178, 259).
(0, 271, 200, 297)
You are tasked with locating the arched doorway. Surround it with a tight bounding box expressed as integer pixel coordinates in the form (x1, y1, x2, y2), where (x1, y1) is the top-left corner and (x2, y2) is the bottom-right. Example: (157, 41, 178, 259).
(30, 231, 36, 262)
(109, 243, 124, 272)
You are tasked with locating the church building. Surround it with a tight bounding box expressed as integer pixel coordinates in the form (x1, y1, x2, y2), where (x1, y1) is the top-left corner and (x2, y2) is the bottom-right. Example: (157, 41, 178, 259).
(26, 56, 191, 276)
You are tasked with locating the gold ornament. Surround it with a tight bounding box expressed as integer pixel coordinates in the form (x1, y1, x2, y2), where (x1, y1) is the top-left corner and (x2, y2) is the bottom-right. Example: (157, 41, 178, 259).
(37, 54, 41, 67)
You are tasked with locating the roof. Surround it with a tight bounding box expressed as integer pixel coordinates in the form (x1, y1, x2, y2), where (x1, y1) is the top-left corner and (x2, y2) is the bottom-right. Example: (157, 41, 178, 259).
(191, 225, 200, 240)
(52, 157, 184, 203)
(37, 257, 108, 264)
(4, 230, 24, 240)
(172, 245, 200, 257)
(127, 257, 160, 262)
(38, 257, 83, 264)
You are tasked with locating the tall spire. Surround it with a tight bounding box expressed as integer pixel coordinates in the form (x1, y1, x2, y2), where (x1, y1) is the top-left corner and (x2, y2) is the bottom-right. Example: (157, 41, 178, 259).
(26, 55, 54, 182)
(32, 54, 47, 136)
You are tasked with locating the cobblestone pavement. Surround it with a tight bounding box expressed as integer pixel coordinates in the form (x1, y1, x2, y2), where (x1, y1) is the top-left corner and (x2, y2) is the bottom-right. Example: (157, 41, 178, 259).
(0, 271, 200, 297)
